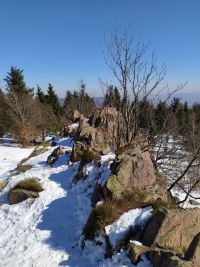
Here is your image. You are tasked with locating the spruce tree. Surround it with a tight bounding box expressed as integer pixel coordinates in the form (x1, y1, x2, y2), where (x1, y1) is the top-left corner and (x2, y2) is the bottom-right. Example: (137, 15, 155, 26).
(103, 85, 121, 110)
(36, 85, 46, 104)
(46, 83, 61, 116)
(4, 66, 33, 99)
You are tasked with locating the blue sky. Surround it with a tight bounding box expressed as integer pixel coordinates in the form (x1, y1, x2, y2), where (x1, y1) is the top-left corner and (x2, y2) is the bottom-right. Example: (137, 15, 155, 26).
(0, 0, 199, 97)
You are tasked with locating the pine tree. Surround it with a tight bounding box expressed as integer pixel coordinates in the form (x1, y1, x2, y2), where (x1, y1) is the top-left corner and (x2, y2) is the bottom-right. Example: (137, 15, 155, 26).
(46, 83, 61, 116)
(4, 66, 33, 99)
(63, 82, 96, 119)
(155, 101, 169, 131)
(36, 85, 46, 104)
(103, 85, 121, 110)
(0, 89, 10, 136)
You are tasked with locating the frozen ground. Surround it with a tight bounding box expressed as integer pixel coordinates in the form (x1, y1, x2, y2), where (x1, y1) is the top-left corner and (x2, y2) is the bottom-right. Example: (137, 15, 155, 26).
(0, 137, 152, 267)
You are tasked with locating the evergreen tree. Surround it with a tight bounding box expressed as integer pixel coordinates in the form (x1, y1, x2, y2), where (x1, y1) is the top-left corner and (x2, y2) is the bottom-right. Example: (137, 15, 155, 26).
(46, 83, 62, 116)
(103, 85, 121, 110)
(4, 66, 33, 99)
(138, 99, 155, 134)
(36, 85, 46, 104)
(170, 97, 181, 113)
(155, 100, 169, 131)
(63, 82, 96, 119)
(0, 89, 10, 136)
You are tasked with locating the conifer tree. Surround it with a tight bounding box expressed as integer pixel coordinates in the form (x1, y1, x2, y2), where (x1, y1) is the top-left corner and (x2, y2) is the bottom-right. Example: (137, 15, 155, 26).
(36, 85, 46, 104)
(46, 83, 61, 116)
(103, 85, 121, 110)
(4, 66, 33, 99)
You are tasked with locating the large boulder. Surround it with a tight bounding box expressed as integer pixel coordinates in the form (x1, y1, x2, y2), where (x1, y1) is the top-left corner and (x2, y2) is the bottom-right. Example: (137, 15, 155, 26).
(142, 208, 200, 257)
(103, 146, 167, 201)
(8, 189, 39, 205)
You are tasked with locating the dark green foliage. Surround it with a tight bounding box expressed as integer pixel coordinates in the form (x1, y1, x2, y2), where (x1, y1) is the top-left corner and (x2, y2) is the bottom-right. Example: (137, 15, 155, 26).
(36, 85, 46, 104)
(138, 99, 155, 134)
(46, 83, 62, 116)
(5, 66, 33, 98)
(0, 89, 10, 136)
(155, 100, 169, 132)
(103, 85, 121, 110)
(63, 81, 96, 118)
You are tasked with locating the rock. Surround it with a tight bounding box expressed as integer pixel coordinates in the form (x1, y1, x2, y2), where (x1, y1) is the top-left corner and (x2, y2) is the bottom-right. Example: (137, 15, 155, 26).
(142, 208, 200, 257)
(88, 107, 124, 150)
(128, 242, 150, 264)
(103, 146, 167, 201)
(146, 249, 183, 267)
(71, 110, 81, 122)
(78, 124, 97, 146)
(47, 146, 65, 165)
(70, 141, 88, 162)
(8, 189, 39, 205)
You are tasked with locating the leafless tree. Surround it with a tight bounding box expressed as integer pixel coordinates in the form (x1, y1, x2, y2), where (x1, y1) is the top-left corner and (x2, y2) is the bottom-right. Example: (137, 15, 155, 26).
(105, 29, 167, 144)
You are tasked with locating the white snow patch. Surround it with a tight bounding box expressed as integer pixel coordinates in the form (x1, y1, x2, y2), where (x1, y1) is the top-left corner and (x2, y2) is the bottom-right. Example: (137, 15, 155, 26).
(130, 240, 143, 246)
(105, 207, 153, 247)
(0, 146, 34, 178)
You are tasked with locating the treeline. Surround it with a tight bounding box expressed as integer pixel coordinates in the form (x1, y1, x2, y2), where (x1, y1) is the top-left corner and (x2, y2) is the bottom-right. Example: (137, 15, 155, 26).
(103, 85, 200, 150)
(0, 66, 96, 145)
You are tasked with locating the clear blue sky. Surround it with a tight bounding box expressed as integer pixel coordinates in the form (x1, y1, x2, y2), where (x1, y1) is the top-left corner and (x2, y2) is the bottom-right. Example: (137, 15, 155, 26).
(0, 0, 199, 97)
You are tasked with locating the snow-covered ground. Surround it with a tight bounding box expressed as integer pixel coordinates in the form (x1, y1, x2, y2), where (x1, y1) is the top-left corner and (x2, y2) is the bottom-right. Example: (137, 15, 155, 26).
(0, 137, 152, 267)
(0, 146, 34, 178)
(105, 207, 153, 247)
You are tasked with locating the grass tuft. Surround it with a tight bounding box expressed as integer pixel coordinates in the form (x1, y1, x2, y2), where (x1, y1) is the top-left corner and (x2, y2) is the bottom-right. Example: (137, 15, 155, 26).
(13, 178, 44, 192)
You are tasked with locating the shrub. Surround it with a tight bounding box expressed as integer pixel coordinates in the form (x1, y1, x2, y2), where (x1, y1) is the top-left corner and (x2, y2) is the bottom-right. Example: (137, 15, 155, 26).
(83, 201, 117, 240)
(13, 178, 43, 192)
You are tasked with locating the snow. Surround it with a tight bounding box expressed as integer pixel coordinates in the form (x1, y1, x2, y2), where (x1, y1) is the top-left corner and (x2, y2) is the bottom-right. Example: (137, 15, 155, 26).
(98, 152, 116, 186)
(0, 146, 34, 179)
(0, 137, 152, 267)
(105, 207, 153, 247)
(130, 240, 143, 246)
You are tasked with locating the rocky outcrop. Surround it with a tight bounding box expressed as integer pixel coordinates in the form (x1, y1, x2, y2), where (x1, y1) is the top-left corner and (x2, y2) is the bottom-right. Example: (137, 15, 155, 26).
(142, 208, 200, 256)
(102, 145, 167, 201)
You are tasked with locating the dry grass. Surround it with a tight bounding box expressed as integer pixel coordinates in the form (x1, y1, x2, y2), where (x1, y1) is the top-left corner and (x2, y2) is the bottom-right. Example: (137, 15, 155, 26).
(13, 178, 44, 192)
(84, 188, 146, 240)
(0, 182, 6, 192)
(14, 164, 33, 175)
(83, 202, 116, 240)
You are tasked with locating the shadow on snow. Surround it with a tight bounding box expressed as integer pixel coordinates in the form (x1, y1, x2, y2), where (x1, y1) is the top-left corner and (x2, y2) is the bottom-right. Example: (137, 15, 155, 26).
(37, 159, 94, 267)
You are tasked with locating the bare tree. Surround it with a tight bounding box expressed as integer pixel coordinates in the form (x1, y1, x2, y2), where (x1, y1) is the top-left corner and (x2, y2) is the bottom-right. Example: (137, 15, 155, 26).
(105, 29, 167, 144)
